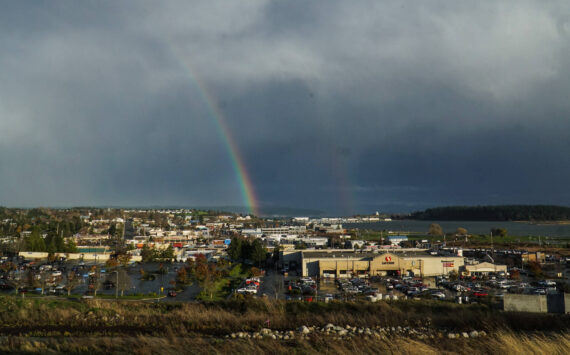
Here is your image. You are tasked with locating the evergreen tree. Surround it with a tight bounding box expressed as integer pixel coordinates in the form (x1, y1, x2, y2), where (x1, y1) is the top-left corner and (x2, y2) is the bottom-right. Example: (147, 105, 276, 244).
(227, 237, 243, 261)
(161, 245, 174, 260)
(54, 233, 65, 252)
(250, 239, 267, 267)
(46, 239, 57, 254)
(27, 226, 46, 252)
(141, 244, 155, 262)
(64, 238, 79, 253)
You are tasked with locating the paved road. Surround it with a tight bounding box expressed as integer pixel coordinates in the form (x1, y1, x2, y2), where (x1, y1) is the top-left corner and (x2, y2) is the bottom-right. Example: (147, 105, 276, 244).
(260, 269, 285, 300)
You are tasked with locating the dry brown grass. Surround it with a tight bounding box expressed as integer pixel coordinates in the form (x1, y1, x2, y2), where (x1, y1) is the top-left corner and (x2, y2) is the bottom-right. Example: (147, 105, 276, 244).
(1, 296, 569, 336)
(0, 332, 568, 354)
(0, 296, 569, 353)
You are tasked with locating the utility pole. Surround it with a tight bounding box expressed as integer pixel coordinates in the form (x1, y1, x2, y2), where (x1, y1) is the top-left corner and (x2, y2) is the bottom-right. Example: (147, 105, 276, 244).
(115, 270, 119, 299)
(490, 231, 494, 262)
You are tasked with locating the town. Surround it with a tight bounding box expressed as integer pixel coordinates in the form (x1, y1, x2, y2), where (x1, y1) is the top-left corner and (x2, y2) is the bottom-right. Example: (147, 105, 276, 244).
(1, 207, 569, 314)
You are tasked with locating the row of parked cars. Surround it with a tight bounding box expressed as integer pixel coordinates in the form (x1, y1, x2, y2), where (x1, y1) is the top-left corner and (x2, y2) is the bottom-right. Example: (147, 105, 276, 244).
(285, 277, 317, 296)
(337, 278, 380, 296)
(438, 279, 496, 299)
(384, 277, 447, 300)
(438, 276, 562, 298)
(0, 258, 70, 292)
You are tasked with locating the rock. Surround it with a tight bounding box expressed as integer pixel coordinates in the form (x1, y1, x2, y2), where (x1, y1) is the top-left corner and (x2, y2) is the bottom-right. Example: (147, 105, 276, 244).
(271, 334, 277, 340)
(260, 328, 271, 335)
(338, 329, 348, 336)
(469, 330, 479, 338)
(479, 331, 487, 337)
(462, 332, 469, 338)
(284, 335, 289, 340)
(447, 333, 456, 339)
(299, 326, 310, 334)
(230, 333, 236, 339)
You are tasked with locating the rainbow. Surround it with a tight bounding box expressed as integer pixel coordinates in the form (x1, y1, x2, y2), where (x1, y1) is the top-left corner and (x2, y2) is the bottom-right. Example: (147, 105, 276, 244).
(168, 51, 259, 216)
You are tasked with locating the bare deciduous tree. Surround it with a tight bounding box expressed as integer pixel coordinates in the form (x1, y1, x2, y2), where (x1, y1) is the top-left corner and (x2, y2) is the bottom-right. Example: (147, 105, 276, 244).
(428, 223, 443, 236)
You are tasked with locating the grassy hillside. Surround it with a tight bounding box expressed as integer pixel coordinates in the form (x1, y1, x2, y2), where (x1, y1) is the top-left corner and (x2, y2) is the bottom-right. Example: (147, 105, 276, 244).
(0, 296, 569, 353)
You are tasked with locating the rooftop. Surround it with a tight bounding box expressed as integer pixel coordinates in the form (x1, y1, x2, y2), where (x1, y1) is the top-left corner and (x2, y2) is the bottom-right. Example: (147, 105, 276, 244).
(301, 249, 434, 260)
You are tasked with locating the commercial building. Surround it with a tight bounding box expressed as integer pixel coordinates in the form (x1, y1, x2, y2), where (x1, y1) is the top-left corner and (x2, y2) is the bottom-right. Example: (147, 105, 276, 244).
(281, 250, 464, 278)
(521, 252, 546, 264)
(386, 236, 408, 246)
(460, 261, 507, 276)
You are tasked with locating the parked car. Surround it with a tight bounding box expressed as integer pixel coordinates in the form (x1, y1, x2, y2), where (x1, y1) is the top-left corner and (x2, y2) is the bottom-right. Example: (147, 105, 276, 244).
(431, 291, 446, 300)
(323, 294, 334, 302)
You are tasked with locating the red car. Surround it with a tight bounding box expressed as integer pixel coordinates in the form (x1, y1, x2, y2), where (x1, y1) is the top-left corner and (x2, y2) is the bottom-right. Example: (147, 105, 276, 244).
(473, 291, 488, 297)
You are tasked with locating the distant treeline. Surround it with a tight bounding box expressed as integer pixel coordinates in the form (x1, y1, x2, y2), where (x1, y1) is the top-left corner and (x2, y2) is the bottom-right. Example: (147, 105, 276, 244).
(410, 205, 570, 221)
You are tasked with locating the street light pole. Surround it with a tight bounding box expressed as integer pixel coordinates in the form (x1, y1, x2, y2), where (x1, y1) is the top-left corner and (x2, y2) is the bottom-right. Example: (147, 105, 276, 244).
(113, 270, 118, 299)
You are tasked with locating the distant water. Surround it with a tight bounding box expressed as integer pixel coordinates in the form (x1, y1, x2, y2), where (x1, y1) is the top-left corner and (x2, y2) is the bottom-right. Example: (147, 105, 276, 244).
(345, 220, 570, 238)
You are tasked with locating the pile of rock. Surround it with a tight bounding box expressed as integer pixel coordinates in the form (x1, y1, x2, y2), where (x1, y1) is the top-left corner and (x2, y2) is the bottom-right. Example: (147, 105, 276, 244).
(226, 324, 488, 341)
(447, 330, 486, 339)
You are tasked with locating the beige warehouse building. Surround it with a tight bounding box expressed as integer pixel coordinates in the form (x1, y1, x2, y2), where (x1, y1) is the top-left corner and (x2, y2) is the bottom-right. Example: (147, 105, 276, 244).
(461, 262, 507, 276)
(282, 250, 464, 278)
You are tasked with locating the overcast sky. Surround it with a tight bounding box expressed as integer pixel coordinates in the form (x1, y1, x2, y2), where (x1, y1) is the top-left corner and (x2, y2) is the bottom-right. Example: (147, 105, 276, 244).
(1, 1, 569, 215)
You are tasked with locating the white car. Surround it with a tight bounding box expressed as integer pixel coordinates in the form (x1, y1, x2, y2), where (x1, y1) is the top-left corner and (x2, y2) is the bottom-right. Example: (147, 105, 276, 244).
(432, 292, 446, 300)
(323, 294, 334, 302)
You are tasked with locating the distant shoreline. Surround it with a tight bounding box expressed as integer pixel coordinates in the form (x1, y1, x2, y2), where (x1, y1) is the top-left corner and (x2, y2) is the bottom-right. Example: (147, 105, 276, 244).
(517, 220, 570, 225)
(394, 219, 570, 224)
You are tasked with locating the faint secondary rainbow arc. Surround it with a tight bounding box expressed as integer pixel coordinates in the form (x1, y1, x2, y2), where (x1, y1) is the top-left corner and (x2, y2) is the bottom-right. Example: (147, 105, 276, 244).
(167, 48, 259, 216)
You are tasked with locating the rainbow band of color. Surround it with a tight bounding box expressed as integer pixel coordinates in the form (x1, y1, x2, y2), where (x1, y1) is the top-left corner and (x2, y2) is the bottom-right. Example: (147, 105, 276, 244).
(197, 83, 260, 216)
(172, 53, 259, 216)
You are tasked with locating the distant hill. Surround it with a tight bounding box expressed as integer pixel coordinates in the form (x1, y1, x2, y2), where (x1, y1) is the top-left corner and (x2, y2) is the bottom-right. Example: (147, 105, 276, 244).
(410, 205, 570, 221)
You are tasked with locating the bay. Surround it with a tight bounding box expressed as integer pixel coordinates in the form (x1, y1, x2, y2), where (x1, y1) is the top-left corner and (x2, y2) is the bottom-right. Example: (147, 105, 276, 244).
(345, 220, 570, 238)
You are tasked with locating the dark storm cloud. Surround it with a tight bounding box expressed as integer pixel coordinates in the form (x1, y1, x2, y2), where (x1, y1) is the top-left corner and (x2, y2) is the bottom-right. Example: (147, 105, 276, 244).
(0, 1, 569, 214)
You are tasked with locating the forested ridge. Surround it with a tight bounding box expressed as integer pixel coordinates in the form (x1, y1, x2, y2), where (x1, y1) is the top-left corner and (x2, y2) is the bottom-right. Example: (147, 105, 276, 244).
(410, 205, 570, 221)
